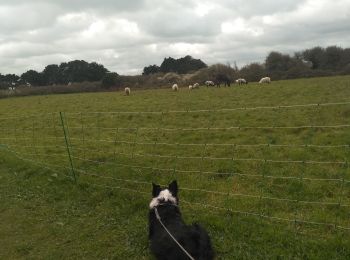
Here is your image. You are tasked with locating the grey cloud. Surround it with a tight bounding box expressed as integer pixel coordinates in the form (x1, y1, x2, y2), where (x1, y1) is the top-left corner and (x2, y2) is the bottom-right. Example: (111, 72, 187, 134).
(220, 0, 305, 16)
(0, 0, 349, 75)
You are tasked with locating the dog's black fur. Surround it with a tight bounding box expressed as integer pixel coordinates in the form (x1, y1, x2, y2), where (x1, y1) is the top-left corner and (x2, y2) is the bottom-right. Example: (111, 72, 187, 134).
(149, 180, 214, 260)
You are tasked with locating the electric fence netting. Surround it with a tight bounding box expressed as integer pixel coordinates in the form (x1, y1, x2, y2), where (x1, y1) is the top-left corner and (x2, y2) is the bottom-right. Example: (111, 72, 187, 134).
(0, 101, 350, 233)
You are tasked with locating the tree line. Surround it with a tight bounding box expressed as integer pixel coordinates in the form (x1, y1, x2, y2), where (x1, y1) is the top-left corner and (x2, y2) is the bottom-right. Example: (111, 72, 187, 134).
(141, 46, 350, 82)
(1, 45, 349, 90)
(0, 60, 108, 89)
(239, 46, 350, 82)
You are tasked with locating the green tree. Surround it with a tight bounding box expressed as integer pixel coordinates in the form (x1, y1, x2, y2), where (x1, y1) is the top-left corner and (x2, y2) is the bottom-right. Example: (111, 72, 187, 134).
(21, 70, 43, 86)
(142, 65, 160, 75)
(42, 64, 60, 85)
(101, 72, 120, 88)
(87, 62, 108, 81)
(302, 47, 325, 69)
(159, 56, 207, 74)
(323, 46, 343, 70)
(265, 51, 294, 72)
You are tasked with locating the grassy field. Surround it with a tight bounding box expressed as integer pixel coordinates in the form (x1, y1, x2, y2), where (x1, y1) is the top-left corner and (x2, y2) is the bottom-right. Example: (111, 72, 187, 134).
(1, 75, 350, 259)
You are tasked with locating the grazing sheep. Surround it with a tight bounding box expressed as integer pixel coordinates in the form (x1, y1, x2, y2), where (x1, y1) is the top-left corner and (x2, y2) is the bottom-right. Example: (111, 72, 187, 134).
(172, 84, 179, 91)
(205, 80, 215, 87)
(193, 83, 200, 89)
(188, 85, 193, 90)
(125, 87, 131, 95)
(235, 78, 248, 85)
(259, 77, 271, 84)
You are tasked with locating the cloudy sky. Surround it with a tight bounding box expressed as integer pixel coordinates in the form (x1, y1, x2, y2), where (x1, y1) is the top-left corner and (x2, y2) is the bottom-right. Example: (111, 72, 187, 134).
(1, 0, 350, 75)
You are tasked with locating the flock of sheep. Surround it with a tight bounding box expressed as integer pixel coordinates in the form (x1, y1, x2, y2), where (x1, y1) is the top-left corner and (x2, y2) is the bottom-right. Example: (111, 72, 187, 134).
(124, 77, 271, 95)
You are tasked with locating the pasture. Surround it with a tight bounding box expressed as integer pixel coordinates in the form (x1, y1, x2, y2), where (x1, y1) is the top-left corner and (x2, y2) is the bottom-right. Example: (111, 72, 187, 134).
(1, 75, 350, 259)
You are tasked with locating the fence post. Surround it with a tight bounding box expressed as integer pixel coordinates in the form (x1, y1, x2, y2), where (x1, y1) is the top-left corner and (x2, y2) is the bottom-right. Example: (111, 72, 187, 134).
(59, 112, 77, 183)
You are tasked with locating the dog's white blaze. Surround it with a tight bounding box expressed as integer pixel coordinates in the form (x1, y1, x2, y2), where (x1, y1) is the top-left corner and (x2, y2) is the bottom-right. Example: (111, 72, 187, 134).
(149, 189, 176, 209)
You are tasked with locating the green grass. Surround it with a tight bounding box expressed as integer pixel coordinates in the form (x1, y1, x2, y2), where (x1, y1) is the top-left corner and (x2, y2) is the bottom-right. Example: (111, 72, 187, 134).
(1, 75, 350, 259)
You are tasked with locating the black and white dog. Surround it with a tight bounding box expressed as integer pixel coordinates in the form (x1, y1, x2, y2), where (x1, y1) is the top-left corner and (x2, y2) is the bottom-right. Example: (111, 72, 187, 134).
(149, 180, 214, 260)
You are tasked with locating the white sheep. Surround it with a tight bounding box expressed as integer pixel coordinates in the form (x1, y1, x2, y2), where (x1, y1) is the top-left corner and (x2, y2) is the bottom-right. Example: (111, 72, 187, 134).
(193, 83, 200, 89)
(259, 77, 271, 84)
(188, 85, 193, 90)
(205, 80, 215, 87)
(125, 87, 131, 95)
(172, 84, 179, 91)
(235, 78, 247, 85)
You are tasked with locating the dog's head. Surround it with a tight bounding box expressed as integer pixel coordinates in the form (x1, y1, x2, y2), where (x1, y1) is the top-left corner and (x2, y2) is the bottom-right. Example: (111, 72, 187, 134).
(149, 180, 178, 209)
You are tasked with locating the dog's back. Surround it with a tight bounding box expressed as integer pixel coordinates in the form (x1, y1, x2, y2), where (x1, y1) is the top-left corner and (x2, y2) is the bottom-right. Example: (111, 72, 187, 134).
(149, 181, 214, 260)
(150, 218, 214, 260)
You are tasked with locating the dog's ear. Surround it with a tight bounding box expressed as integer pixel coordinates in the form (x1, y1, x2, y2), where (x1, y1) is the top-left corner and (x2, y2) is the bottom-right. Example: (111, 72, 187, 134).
(168, 180, 178, 196)
(152, 183, 161, 197)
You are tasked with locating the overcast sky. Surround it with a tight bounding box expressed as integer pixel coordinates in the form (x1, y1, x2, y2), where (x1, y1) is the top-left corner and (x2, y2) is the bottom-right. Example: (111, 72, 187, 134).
(1, 0, 350, 75)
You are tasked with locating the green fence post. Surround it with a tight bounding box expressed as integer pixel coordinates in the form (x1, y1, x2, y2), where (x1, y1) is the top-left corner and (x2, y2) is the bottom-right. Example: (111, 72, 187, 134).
(59, 112, 77, 183)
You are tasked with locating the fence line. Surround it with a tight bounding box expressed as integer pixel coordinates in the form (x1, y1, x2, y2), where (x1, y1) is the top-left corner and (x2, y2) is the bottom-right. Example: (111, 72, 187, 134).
(80, 182, 150, 195)
(4, 144, 349, 183)
(64, 100, 350, 115)
(181, 200, 350, 231)
(0, 112, 56, 121)
(70, 152, 347, 166)
(130, 153, 348, 165)
(76, 169, 350, 208)
(2, 144, 350, 231)
(2, 146, 70, 176)
(7, 123, 350, 133)
(73, 155, 349, 183)
(9, 150, 348, 183)
(67, 138, 350, 149)
(79, 180, 350, 231)
(66, 124, 350, 132)
(1, 100, 350, 235)
(0, 136, 63, 141)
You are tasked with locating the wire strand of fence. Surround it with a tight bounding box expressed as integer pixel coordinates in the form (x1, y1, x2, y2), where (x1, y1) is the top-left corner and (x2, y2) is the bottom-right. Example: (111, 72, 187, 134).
(66, 124, 350, 132)
(66, 137, 350, 149)
(75, 179, 350, 231)
(130, 153, 348, 165)
(70, 154, 349, 182)
(74, 168, 350, 207)
(4, 145, 347, 183)
(180, 200, 348, 230)
(80, 181, 149, 195)
(0, 126, 58, 131)
(6, 144, 67, 150)
(15, 138, 342, 166)
(0, 136, 64, 142)
(2, 122, 350, 139)
(70, 151, 347, 166)
(3, 146, 70, 176)
(0, 112, 57, 121)
(75, 170, 151, 186)
(61, 100, 350, 116)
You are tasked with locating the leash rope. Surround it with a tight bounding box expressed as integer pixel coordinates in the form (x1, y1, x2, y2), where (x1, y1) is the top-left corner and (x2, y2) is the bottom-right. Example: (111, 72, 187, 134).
(154, 207, 195, 260)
